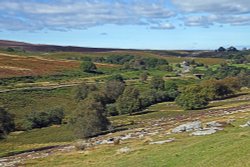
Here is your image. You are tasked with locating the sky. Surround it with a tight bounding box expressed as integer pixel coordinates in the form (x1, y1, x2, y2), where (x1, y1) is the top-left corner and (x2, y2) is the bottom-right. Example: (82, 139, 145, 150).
(0, 0, 250, 50)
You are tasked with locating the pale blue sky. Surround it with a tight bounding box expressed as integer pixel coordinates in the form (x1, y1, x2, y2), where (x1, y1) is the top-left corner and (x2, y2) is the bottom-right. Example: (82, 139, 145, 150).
(0, 0, 250, 50)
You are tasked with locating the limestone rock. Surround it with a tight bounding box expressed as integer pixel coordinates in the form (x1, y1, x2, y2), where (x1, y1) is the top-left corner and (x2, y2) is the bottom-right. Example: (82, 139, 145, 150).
(240, 120, 250, 128)
(117, 147, 131, 154)
(172, 121, 202, 133)
(149, 138, 175, 144)
(206, 121, 223, 127)
(191, 129, 217, 136)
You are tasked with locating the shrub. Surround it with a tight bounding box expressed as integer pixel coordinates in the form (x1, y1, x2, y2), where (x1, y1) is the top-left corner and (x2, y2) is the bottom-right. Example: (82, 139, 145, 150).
(200, 77, 239, 100)
(150, 76, 165, 90)
(106, 104, 119, 116)
(73, 83, 97, 102)
(116, 87, 141, 115)
(80, 61, 97, 72)
(23, 107, 65, 130)
(165, 82, 179, 100)
(0, 107, 15, 139)
(176, 85, 209, 110)
(103, 80, 125, 103)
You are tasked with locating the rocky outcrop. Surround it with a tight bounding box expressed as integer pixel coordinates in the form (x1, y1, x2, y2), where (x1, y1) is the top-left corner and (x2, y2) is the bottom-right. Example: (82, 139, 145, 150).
(172, 121, 202, 133)
(240, 120, 250, 128)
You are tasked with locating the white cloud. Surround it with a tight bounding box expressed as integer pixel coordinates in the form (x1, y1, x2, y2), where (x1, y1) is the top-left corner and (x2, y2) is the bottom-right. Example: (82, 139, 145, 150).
(1, 0, 250, 31)
(0, 0, 175, 31)
(172, 0, 250, 27)
(151, 22, 175, 29)
(172, 0, 250, 14)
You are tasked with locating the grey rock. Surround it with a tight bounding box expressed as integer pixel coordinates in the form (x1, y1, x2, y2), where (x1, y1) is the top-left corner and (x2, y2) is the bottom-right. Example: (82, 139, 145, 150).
(206, 121, 223, 127)
(240, 120, 250, 128)
(191, 129, 217, 136)
(149, 138, 175, 144)
(172, 121, 202, 133)
(117, 147, 131, 154)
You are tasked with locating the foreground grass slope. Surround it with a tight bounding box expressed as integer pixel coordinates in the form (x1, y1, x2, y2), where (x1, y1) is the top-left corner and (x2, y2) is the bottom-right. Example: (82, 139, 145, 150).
(24, 115, 250, 167)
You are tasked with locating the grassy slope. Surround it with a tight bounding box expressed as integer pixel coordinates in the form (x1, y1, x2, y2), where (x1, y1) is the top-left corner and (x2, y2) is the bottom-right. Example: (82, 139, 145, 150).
(23, 113, 250, 167)
(0, 88, 77, 124)
(0, 91, 249, 158)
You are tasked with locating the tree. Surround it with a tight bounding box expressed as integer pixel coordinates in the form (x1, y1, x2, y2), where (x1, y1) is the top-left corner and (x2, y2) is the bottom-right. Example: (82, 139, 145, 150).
(200, 78, 238, 100)
(217, 47, 226, 52)
(23, 108, 65, 130)
(103, 80, 125, 103)
(116, 87, 141, 115)
(0, 107, 15, 139)
(47, 107, 65, 125)
(80, 61, 97, 72)
(73, 83, 97, 102)
(140, 72, 148, 82)
(70, 98, 110, 138)
(165, 82, 179, 100)
(150, 76, 165, 90)
(106, 104, 118, 116)
(176, 85, 209, 110)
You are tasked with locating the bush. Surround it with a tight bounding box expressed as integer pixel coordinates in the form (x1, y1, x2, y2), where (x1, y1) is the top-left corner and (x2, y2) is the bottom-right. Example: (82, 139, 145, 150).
(80, 61, 97, 72)
(200, 77, 239, 100)
(0, 107, 15, 139)
(116, 87, 141, 115)
(103, 80, 125, 103)
(150, 76, 165, 90)
(73, 83, 97, 102)
(165, 82, 179, 100)
(23, 107, 65, 130)
(176, 85, 209, 110)
(106, 104, 119, 116)
(140, 89, 170, 108)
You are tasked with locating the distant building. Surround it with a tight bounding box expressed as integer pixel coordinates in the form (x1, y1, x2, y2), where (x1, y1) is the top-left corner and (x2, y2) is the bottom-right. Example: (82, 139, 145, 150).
(181, 61, 191, 73)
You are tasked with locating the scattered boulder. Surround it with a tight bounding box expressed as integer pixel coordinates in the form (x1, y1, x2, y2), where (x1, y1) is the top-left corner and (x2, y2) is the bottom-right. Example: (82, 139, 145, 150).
(227, 119, 236, 124)
(117, 147, 131, 154)
(149, 138, 175, 144)
(114, 138, 121, 145)
(74, 140, 90, 151)
(240, 120, 250, 128)
(191, 129, 217, 136)
(172, 121, 202, 133)
(142, 136, 154, 144)
(206, 121, 233, 128)
(206, 121, 223, 127)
